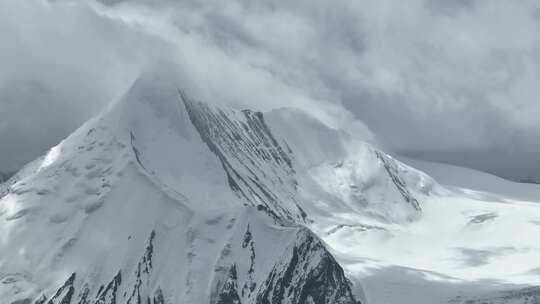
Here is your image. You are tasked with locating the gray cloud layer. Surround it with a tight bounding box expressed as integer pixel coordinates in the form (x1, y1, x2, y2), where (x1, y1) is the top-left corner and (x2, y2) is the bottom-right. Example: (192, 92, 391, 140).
(2, 0, 540, 180)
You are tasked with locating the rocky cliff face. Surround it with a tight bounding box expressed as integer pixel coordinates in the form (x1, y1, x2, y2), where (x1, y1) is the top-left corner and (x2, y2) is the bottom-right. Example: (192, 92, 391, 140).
(254, 230, 359, 304)
(182, 94, 306, 224)
(24, 218, 358, 304)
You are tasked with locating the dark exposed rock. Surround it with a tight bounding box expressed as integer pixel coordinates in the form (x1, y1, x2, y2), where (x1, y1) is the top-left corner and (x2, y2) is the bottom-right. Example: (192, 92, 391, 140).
(143, 230, 156, 274)
(216, 265, 242, 304)
(47, 272, 76, 304)
(241, 226, 256, 274)
(31, 273, 76, 304)
(34, 296, 48, 304)
(181, 91, 307, 223)
(127, 231, 156, 304)
(130, 132, 145, 170)
(257, 230, 360, 304)
(375, 151, 421, 212)
(241, 225, 256, 297)
(96, 271, 122, 304)
(77, 285, 90, 304)
(152, 288, 165, 304)
(326, 223, 387, 236)
(468, 212, 498, 225)
(29, 231, 162, 304)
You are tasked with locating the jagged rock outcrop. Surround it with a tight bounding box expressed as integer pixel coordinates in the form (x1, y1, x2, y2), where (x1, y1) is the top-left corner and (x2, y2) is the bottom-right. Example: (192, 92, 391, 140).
(27, 223, 359, 304)
(255, 230, 359, 304)
(212, 223, 359, 304)
(215, 265, 242, 304)
(374, 151, 421, 212)
(181, 92, 306, 224)
(28, 231, 163, 304)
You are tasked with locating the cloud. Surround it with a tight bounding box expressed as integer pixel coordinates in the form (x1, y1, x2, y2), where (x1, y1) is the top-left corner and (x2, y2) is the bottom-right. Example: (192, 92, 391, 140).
(2, 0, 540, 179)
(0, 0, 173, 171)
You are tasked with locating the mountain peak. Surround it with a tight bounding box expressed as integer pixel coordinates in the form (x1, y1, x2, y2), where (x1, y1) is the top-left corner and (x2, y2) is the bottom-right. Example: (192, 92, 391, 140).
(103, 68, 194, 141)
(0, 70, 435, 303)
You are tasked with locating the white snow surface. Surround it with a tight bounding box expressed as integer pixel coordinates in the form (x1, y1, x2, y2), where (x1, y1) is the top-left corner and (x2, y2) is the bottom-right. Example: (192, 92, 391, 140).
(266, 110, 540, 304)
(1, 72, 540, 304)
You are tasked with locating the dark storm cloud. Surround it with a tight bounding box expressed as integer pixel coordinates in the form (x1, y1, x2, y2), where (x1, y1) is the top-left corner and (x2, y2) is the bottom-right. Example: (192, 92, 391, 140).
(2, 0, 540, 180)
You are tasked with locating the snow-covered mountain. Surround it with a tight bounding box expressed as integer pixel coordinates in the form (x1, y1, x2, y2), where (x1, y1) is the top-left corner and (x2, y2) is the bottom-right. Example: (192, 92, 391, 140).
(0, 71, 428, 304)
(3, 71, 540, 304)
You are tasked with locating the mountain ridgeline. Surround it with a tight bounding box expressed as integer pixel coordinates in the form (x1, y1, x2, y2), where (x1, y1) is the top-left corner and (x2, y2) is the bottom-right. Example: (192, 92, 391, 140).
(0, 73, 432, 304)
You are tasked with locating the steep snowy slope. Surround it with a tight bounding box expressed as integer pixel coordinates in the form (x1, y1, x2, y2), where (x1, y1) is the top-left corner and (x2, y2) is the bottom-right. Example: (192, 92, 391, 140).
(265, 109, 540, 304)
(265, 108, 436, 224)
(0, 73, 361, 304)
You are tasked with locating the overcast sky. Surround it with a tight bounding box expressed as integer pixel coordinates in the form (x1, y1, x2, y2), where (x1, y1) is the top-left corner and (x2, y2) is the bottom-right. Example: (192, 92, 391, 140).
(2, 0, 540, 180)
